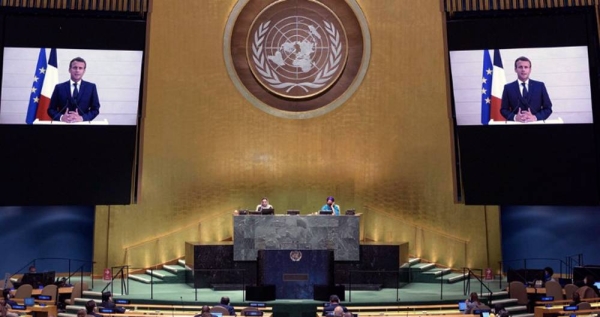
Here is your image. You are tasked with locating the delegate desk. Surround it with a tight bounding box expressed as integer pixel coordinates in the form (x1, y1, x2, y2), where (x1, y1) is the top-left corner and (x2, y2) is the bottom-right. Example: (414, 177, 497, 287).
(10, 286, 73, 297)
(535, 302, 600, 317)
(526, 287, 565, 295)
(10, 305, 58, 317)
(233, 214, 361, 261)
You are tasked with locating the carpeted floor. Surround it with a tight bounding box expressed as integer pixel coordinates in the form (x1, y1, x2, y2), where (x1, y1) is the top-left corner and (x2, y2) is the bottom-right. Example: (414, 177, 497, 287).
(83, 276, 508, 308)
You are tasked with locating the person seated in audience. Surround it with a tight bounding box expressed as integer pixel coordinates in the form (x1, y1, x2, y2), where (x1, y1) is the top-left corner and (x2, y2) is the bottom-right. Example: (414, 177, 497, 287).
(543, 267, 556, 283)
(77, 309, 87, 317)
(584, 275, 600, 296)
(333, 306, 344, 317)
(492, 304, 508, 317)
(86, 300, 102, 317)
(215, 296, 235, 315)
(194, 305, 212, 317)
(323, 295, 348, 316)
(570, 292, 582, 306)
(464, 292, 482, 314)
(2, 291, 17, 309)
(100, 291, 125, 313)
(0, 296, 18, 317)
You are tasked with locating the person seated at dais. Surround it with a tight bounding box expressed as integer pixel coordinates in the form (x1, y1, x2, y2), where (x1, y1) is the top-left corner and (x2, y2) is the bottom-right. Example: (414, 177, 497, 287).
(320, 196, 340, 216)
(256, 197, 273, 212)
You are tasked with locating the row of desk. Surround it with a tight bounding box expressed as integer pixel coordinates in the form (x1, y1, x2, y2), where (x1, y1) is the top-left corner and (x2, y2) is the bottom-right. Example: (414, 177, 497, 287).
(7, 287, 73, 317)
(535, 304, 600, 317)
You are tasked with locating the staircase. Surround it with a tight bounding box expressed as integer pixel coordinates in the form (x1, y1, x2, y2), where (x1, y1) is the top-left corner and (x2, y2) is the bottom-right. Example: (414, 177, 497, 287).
(401, 259, 532, 317)
(128, 259, 189, 284)
(405, 258, 469, 284)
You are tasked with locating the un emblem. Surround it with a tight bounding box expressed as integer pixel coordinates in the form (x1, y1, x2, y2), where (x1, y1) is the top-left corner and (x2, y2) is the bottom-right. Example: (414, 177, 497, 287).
(248, 6, 347, 98)
(225, 0, 371, 118)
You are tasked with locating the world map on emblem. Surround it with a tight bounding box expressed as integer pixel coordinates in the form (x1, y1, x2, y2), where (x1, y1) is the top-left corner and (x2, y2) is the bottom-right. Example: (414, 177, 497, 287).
(247, 4, 348, 99)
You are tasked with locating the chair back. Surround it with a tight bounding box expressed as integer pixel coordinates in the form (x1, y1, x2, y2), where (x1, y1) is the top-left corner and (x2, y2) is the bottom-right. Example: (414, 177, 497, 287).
(0, 279, 13, 290)
(577, 302, 592, 310)
(564, 284, 578, 300)
(41, 284, 58, 304)
(210, 306, 231, 315)
(545, 281, 564, 300)
(509, 281, 529, 305)
(576, 286, 597, 299)
(14, 284, 33, 299)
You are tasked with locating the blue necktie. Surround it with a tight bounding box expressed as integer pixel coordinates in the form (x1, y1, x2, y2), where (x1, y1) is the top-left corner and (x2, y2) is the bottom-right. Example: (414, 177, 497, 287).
(521, 82, 528, 99)
(72, 83, 79, 99)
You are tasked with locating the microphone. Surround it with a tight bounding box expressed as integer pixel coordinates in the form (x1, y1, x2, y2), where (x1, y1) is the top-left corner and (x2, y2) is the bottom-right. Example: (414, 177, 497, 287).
(51, 98, 70, 121)
(519, 95, 529, 112)
(70, 96, 78, 111)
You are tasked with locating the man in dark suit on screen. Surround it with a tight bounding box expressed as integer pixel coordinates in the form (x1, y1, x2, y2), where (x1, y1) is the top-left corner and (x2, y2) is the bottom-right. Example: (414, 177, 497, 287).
(500, 56, 552, 123)
(48, 57, 100, 122)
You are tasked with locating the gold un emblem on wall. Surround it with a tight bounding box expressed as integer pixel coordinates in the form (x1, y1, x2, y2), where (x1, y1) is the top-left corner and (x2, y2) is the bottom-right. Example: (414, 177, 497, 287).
(225, 0, 371, 119)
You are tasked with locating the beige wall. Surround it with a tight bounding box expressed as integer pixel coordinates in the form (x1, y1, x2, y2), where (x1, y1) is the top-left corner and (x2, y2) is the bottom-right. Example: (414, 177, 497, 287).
(93, 0, 502, 274)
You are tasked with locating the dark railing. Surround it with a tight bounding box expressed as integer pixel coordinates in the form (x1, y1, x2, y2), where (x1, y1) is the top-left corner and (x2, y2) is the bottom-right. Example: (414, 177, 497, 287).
(0, 0, 149, 13)
(444, 0, 599, 13)
(347, 270, 401, 303)
(11, 257, 94, 288)
(126, 266, 247, 301)
(191, 269, 247, 302)
(500, 257, 577, 278)
(462, 268, 494, 304)
(565, 254, 584, 277)
(105, 265, 129, 296)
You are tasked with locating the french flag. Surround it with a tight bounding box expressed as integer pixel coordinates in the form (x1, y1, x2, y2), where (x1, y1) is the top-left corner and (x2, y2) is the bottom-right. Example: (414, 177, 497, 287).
(490, 49, 505, 121)
(37, 48, 58, 121)
(25, 48, 57, 124)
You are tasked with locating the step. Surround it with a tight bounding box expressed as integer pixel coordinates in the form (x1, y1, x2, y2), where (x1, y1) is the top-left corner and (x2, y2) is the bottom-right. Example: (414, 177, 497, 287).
(74, 298, 101, 306)
(512, 313, 534, 317)
(163, 264, 187, 274)
(412, 269, 451, 283)
(447, 273, 469, 283)
(480, 290, 509, 299)
(506, 305, 528, 313)
(422, 268, 452, 276)
(128, 274, 155, 284)
(65, 305, 85, 314)
(82, 291, 102, 298)
(489, 290, 509, 297)
(408, 258, 421, 265)
(145, 269, 175, 278)
(410, 263, 436, 271)
(490, 298, 518, 306)
(178, 259, 186, 266)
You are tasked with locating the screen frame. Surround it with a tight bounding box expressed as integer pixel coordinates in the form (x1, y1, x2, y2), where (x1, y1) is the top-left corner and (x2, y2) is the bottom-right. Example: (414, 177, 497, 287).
(0, 9, 147, 206)
(446, 6, 600, 205)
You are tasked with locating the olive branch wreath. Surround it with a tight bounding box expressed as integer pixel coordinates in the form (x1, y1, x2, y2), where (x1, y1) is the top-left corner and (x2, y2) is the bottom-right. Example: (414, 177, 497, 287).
(252, 20, 342, 93)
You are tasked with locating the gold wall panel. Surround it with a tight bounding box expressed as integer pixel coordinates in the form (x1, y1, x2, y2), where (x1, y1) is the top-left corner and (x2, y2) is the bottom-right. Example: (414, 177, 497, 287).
(93, 0, 502, 274)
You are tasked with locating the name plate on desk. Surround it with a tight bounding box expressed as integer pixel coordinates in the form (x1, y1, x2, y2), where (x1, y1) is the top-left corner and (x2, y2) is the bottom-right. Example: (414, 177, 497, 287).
(233, 214, 360, 261)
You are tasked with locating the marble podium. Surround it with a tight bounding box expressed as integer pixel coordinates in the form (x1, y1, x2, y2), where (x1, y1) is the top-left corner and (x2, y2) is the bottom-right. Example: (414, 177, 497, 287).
(233, 214, 360, 261)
